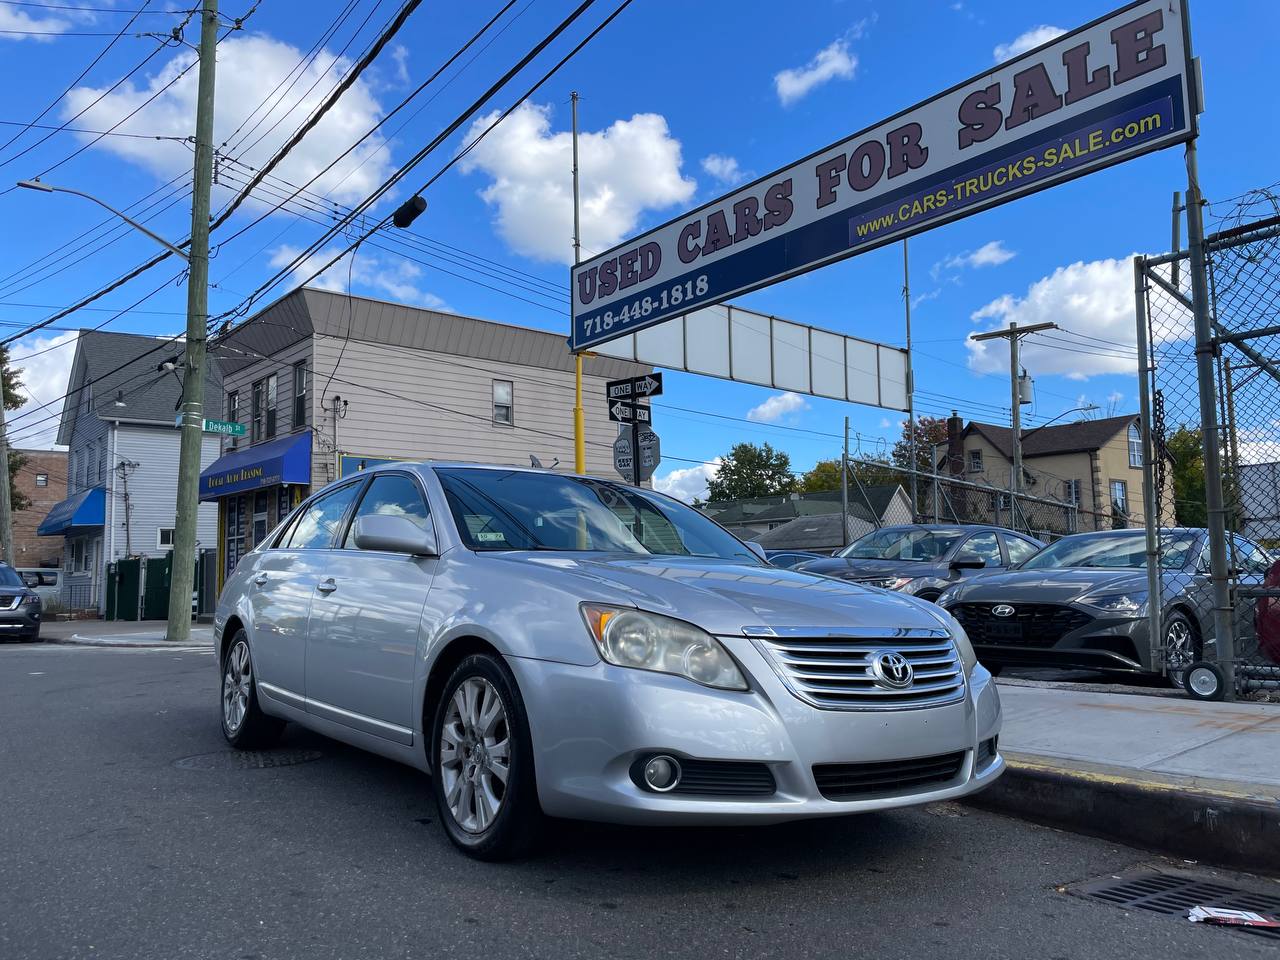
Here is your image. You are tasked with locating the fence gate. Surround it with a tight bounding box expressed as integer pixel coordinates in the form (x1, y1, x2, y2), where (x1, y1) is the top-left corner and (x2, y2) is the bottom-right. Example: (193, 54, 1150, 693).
(1137, 202, 1280, 696)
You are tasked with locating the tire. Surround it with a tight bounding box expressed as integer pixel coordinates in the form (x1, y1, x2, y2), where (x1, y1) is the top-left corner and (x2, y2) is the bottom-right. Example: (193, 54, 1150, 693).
(430, 653, 543, 861)
(1162, 611, 1201, 689)
(220, 630, 285, 749)
(1183, 660, 1227, 701)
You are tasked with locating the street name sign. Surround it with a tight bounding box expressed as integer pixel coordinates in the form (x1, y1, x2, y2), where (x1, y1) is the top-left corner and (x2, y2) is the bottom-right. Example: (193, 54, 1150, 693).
(174, 416, 247, 436)
(571, 0, 1194, 350)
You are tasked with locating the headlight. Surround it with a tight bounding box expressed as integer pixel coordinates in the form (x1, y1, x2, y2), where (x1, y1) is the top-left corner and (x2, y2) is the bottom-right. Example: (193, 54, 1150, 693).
(861, 576, 916, 591)
(580, 604, 748, 691)
(1078, 590, 1148, 615)
(20, 593, 40, 606)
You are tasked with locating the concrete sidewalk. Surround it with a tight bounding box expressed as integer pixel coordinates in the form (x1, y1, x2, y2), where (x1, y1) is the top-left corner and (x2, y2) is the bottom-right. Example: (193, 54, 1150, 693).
(39, 619, 214, 648)
(974, 681, 1280, 873)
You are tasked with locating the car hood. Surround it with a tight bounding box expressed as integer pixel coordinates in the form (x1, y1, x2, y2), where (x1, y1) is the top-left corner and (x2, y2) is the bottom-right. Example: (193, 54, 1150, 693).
(943, 567, 1150, 603)
(492, 552, 950, 636)
(798, 557, 940, 579)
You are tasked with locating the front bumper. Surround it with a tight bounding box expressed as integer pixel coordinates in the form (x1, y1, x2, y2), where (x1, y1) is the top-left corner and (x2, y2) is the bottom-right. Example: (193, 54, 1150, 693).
(970, 614, 1151, 673)
(0, 607, 40, 638)
(506, 636, 1003, 825)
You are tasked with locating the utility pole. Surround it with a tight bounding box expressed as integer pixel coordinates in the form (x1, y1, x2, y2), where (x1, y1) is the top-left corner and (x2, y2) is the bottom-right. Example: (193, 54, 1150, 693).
(165, 0, 217, 643)
(0, 380, 11, 565)
(969, 320, 1057, 527)
(902, 239, 917, 520)
(571, 91, 586, 474)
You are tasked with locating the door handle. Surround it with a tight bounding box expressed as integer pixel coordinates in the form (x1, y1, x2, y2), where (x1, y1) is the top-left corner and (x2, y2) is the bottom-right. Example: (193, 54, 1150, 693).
(316, 578, 337, 594)
(253, 573, 269, 586)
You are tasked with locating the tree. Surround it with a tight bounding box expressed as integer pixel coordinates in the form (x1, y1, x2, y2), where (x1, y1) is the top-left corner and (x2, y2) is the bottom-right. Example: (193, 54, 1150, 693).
(799, 458, 843, 493)
(1166, 426, 1206, 527)
(706, 442, 796, 502)
(1, 347, 28, 514)
(891, 415, 950, 474)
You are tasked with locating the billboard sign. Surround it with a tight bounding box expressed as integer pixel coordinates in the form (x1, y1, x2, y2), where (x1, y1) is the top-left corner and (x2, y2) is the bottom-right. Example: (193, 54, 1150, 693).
(571, 0, 1194, 351)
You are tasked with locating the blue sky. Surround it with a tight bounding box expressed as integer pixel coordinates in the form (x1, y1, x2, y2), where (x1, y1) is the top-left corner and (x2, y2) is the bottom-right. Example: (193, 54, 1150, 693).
(1, 0, 1275, 500)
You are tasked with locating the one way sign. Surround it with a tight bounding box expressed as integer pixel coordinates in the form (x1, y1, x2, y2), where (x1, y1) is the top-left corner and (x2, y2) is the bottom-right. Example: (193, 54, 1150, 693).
(608, 400, 651, 424)
(605, 372, 663, 400)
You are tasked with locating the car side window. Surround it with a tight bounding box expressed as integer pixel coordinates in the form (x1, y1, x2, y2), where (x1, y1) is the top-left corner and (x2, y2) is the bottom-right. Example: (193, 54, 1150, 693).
(955, 531, 1002, 566)
(1232, 536, 1273, 575)
(285, 482, 363, 549)
(1004, 536, 1038, 566)
(342, 473, 432, 548)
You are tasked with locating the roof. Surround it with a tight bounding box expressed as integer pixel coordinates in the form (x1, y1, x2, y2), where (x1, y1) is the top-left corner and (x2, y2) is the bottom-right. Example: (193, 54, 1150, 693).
(706, 486, 903, 526)
(56, 330, 223, 445)
(962, 415, 1137, 460)
(750, 513, 853, 551)
(216, 287, 649, 381)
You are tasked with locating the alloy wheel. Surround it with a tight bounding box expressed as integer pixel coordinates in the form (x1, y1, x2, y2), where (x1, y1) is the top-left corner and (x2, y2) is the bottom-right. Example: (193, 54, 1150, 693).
(439, 677, 510, 834)
(222, 639, 252, 734)
(1165, 617, 1197, 685)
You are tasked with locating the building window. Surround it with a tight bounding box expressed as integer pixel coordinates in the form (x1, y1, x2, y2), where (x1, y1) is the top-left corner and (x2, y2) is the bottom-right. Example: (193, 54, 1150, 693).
(226, 390, 240, 441)
(293, 360, 308, 428)
(1128, 422, 1143, 468)
(157, 527, 175, 550)
(1064, 479, 1081, 505)
(493, 380, 513, 425)
(35, 473, 48, 487)
(1110, 480, 1128, 513)
(87, 441, 96, 484)
(251, 374, 278, 442)
(967, 449, 983, 473)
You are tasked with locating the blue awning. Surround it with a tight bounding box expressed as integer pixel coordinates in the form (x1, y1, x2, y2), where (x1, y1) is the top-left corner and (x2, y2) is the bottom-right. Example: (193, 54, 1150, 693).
(37, 487, 105, 536)
(199, 432, 312, 501)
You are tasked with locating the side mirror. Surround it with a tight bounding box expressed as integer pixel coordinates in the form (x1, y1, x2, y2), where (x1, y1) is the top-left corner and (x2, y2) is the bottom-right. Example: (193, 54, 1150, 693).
(353, 514, 438, 556)
(745, 541, 768, 563)
(949, 557, 986, 571)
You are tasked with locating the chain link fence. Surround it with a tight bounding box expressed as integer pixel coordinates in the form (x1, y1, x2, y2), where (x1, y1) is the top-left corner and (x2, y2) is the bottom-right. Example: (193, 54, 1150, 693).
(1138, 198, 1280, 696)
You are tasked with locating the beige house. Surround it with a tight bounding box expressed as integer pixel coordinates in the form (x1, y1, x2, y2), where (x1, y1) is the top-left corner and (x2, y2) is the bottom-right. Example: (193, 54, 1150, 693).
(941, 413, 1175, 530)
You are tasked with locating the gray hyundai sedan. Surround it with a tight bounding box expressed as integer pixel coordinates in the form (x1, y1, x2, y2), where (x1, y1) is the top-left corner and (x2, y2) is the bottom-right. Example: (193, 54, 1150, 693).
(216, 464, 1004, 860)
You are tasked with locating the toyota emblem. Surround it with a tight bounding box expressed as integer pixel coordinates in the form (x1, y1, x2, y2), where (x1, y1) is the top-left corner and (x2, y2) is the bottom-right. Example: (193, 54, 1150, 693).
(992, 604, 1016, 618)
(869, 650, 914, 689)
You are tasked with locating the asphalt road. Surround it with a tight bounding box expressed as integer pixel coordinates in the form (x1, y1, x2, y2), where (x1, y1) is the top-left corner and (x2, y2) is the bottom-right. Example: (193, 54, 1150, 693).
(2, 643, 1275, 960)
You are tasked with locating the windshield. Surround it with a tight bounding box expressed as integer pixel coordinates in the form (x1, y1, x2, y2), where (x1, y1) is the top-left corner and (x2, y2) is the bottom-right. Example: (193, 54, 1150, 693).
(1018, 531, 1199, 570)
(837, 528, 965, 561)
(0, 565, 23, 587)
(435, 468, 759, 563)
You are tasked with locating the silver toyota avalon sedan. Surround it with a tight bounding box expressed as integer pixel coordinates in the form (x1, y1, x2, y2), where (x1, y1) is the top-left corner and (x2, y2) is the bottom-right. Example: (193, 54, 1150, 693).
(216, 463, 1004, 860)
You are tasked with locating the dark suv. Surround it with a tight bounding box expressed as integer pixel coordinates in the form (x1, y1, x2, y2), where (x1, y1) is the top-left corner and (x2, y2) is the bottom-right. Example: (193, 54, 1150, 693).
(0, 561, 43, 641)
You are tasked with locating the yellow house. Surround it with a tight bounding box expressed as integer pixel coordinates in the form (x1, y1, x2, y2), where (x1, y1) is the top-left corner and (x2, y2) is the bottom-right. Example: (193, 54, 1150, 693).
(941, 414, 1176, 531)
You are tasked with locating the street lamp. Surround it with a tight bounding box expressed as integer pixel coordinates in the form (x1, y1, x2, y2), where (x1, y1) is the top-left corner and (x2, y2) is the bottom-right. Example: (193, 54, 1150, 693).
(17, 179, 190, 261)
(1021, 403, 1101, 438)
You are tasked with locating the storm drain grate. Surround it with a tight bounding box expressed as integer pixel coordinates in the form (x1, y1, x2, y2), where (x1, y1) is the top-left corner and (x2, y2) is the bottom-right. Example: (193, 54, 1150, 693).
(1069, 870, 1280, 942)
(173, 749, 324, 770)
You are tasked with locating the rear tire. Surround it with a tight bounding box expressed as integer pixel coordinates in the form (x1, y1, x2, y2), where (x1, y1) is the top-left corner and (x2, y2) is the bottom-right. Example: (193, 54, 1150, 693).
(1163, 611, 1201, 689)
(431, 653, 543, 861)
(220, 630, 285, 749)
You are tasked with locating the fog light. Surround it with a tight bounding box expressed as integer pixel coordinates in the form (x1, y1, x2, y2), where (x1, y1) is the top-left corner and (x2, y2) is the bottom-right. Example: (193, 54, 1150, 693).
(642, 755, 681, 792)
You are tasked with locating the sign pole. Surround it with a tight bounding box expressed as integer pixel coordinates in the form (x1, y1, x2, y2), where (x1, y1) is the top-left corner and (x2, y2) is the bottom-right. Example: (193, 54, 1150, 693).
(571, 91, 585, 474)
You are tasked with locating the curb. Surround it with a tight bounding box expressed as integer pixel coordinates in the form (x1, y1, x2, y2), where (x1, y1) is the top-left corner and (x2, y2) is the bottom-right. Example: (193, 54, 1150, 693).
(967, 752, 1280, 875)
(43, 634, 214, 649)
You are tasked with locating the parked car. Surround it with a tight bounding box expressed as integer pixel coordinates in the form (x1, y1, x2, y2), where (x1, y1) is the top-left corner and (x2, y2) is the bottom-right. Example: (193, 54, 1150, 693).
(763, 549, 826, 569)
(17, 568, 60, 607)
(936, 528, 1273, 685)
(0, 562, 43, 641)
(216, 464, 1004, 860)
(797, 524, 1044, 602)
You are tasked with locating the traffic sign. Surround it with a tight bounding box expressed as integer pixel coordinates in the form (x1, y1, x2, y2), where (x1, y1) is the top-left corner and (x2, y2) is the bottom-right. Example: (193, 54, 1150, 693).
(174, 415, 246, 436)
(608, 400, 652, 424)
(612, 433, 634, 480)
(606, 372, 663, 400)
(636, 427, 661, 481)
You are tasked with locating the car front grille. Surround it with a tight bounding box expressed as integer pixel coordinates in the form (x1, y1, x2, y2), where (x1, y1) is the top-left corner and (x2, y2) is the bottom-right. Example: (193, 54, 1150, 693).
(813, 751, 966, 800)
(950, 603, 1092, 648)
(748, 627, 966, 710)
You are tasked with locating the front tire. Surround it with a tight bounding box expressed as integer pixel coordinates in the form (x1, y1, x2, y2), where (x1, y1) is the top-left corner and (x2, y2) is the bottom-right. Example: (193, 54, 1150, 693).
(431, 654, 543, 861)
(220, 631, 284, 749)
(1163, 611, 1201, 689)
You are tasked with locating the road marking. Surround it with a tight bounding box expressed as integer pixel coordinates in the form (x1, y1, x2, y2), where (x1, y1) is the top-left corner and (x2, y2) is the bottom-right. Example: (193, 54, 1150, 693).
(28, 671, 44, 676)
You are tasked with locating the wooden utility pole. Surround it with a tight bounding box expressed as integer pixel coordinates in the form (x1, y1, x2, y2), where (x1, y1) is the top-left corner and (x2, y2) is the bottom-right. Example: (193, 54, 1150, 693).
(0, 381, 11, 564)
(165, 0, 217, 642)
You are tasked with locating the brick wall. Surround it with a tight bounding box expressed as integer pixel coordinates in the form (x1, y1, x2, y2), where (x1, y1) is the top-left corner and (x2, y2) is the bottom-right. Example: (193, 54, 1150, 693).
(12, 449, 65, 568)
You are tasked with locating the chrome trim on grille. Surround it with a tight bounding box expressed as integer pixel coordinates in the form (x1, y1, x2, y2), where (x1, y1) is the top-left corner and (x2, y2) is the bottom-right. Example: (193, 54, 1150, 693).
(744, 625, 967, 711)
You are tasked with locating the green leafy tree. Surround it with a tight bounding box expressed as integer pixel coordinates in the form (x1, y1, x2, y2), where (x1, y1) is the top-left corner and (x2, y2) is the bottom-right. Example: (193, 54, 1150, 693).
(706, 442, 796, 502)
(891, 415, 950, 474)
(1, 347, 28, 512)
(1166, 425, 1206, 527)
(799, 458, 843, 493)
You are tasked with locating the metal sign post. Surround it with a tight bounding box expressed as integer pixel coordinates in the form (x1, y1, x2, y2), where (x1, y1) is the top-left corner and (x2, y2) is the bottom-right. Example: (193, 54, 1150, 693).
(606, 374, 663, 484)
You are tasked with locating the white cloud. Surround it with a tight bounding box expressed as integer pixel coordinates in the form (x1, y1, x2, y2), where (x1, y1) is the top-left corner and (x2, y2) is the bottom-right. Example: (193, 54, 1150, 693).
(458, 101, 695, 265)
(63, 35, 396, 208)
(0, 6, 71, 41)
(390, 44, 410, 85)
(993, 25, 1065, 63)
(270, 244, 448, 311)
(774, 38, 857, 106)
(967, 256, 1144, 380)
(8, 331, 79, 449)
(747, 391, 809, 423)
(653, 459, 721, 504)
(911, 288, 941, 309)
(701, 153, 745, 185)
(933, 240, 1016, 278)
